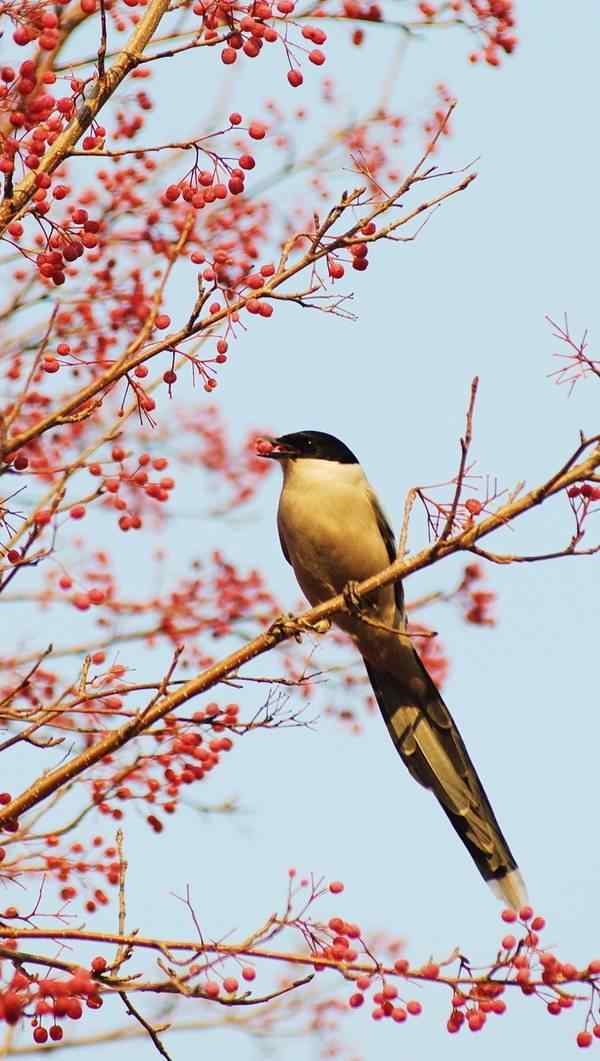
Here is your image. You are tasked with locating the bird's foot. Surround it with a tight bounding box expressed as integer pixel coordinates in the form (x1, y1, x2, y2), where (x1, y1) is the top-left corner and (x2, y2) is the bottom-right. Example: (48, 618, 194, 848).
(268, 613, 305, 643)
(343, 580, 364, 616)
(268, 613, 332, 642)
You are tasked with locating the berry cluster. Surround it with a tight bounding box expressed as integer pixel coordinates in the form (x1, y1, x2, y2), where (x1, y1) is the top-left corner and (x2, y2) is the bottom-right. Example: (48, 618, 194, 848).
(415, 1, 517, 67)
(459, 562, 496, 626)
(0, 964, 103, 1044)
(192, 0, 327, 86)
(92, 446, 174, 533)
(568, 482, 600, 503)
(7, 195, 101, 288)
(327, 226, 375, 281)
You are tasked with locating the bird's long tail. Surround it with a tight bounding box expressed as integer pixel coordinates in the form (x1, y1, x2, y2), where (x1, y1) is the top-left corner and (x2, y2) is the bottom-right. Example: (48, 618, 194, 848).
(363, 653, 527, 910)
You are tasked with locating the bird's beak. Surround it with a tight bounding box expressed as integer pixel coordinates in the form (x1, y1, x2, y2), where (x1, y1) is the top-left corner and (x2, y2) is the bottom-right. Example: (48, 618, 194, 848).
(256, 437, 300, 460)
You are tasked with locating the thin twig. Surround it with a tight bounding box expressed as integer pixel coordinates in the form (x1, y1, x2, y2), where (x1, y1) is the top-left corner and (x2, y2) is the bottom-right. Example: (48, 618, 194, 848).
(439, 375, 479, 540)
(118, 992, 174, 1061)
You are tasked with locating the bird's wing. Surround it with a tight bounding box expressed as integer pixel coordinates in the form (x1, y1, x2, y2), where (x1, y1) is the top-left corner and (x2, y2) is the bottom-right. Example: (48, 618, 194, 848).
(277, 522, 291, 564)
(368, 488, 404, 614)
(363, 652, 526, 908)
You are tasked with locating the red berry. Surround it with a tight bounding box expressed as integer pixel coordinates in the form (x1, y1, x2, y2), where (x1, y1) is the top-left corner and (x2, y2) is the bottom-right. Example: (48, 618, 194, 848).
(228, 177, 244, 194)
(287, 69, 303, 87)
(577, 1032, 593, 1049)
(329, 880, 344, 894)
(468, 1011, 486, 1031)
(3, 992, 22, 1024)
(465, 498, 482, 515)
(328, 260, 344, 279)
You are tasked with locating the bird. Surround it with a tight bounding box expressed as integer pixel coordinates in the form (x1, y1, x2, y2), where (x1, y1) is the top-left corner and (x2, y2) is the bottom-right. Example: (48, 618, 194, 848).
(259, 429, 526, 909)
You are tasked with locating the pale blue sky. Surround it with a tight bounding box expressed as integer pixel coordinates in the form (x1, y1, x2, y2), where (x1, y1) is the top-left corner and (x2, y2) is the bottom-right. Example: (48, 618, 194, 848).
(4, 1, 600, 1057)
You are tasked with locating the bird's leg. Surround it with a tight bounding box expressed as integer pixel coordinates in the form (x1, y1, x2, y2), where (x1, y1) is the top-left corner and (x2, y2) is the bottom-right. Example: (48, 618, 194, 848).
(342, 580, 365, 616)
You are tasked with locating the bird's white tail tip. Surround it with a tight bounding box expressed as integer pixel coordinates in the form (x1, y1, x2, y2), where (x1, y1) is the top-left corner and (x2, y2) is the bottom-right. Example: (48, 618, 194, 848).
(488, 868, 528, 911)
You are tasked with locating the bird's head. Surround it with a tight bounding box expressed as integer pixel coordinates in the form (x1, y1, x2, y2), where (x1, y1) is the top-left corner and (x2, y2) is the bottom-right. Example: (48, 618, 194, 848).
(256, 430, 358, 465)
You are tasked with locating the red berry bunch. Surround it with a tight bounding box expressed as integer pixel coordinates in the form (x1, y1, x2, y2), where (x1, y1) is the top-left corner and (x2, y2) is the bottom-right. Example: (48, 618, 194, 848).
(87, 447, 175, 533)
(189, 0, 328, 84)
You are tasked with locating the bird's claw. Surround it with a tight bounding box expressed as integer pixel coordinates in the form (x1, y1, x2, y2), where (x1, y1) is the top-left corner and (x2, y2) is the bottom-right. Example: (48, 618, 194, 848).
(343, 580, 364, 616)
(311, 618, 332, 635)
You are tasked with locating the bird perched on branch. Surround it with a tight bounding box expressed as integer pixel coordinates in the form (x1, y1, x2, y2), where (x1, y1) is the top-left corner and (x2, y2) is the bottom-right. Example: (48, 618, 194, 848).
(259, 429, 526, 909)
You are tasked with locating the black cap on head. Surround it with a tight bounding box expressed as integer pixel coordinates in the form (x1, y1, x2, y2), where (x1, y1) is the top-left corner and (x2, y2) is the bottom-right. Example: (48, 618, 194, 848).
(266, 430, 359, 464)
